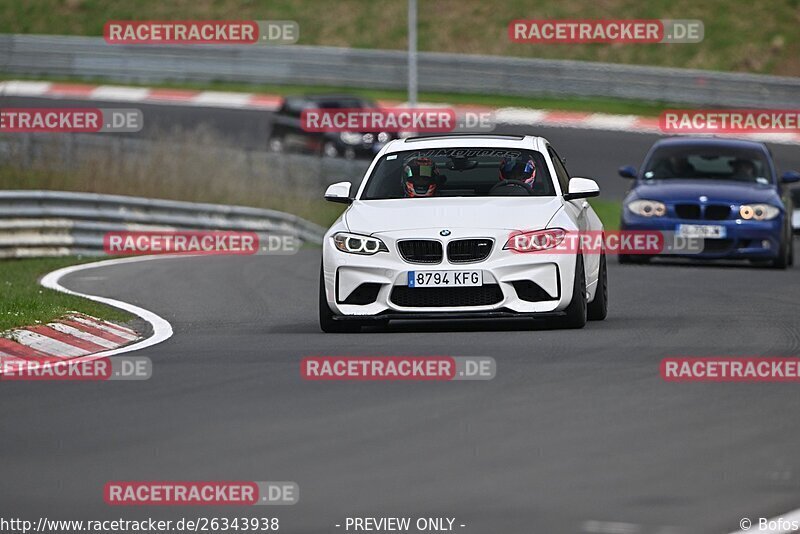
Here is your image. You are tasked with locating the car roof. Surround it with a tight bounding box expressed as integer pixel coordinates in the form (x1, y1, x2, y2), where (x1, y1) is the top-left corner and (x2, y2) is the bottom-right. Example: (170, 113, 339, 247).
(652, 136, 768, 151)
(383, 134, 545, 153)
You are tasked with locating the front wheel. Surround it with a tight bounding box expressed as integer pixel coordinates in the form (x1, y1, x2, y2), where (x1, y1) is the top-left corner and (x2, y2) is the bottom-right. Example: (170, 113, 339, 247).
(550, 254, 587, 329)
(587, 253, 608, 321)
(319, 266, 361, 333)
(770, 231, 791, 270)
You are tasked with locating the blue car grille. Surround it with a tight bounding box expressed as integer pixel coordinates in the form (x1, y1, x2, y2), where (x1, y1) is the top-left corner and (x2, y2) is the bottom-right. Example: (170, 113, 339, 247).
(674, 203, 731, 220)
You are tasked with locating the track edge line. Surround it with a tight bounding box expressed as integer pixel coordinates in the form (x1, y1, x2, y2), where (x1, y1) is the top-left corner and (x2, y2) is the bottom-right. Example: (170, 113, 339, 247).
(38, 255, 175, 361)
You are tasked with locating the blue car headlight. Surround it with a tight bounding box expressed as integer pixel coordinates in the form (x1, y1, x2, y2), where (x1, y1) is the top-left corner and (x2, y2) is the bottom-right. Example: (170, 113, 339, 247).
(739, 204, 780, 221)
(628, 199, 666, 217)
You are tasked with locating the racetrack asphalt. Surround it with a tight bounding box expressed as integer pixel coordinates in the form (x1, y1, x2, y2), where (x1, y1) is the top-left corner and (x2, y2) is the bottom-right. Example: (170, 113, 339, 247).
(1, 248, 799, 533)
(2, 94, 800, 533)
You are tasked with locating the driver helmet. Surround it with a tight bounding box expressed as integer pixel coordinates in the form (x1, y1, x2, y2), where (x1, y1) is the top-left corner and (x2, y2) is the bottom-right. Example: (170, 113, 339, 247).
(499, 154, 537, 186)
(402, 156, 440, 197)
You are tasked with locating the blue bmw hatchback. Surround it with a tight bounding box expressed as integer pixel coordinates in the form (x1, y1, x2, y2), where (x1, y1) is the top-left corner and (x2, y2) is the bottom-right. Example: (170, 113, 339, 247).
(619, 137, 799, 268)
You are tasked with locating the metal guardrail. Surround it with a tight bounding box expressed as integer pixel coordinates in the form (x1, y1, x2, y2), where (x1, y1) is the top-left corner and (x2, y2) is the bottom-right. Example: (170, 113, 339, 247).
(0, 132, 371, 196)
(0, 190, 327, 258)
(2, 33, 800, 107)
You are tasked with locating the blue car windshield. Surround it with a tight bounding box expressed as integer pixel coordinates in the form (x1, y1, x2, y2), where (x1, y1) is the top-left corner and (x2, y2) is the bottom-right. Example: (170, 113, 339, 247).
(643, 145, 771, 185)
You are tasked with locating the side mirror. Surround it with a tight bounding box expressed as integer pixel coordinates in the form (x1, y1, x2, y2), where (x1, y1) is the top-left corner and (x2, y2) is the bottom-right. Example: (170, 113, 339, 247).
(618, 165, 637, 179)
(324, 181, 353, 204)
(564, 177, 600, 201)
(781, 171, 800, 184)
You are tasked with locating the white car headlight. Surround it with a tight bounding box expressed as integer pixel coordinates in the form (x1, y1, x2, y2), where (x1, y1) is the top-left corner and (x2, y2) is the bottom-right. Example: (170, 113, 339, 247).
(628, 199, 666, 217)
(739, 204, 780, 221)
(503, 229, 566, 252)
(333, 232, 389, 255)
(339, 132, 363, 145)
(377, 132, 390, 143)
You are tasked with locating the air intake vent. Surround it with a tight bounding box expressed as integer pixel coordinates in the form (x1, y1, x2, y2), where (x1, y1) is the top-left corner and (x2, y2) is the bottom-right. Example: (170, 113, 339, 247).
(704, 205, 731, 220)
(390, 285, 503, 307)
(447, 239, 493, 263)
(397, 240, 443, 264)
(511, 280, 557, 302)
(675, 203, 702, 219)
(340, 283, 382, 305)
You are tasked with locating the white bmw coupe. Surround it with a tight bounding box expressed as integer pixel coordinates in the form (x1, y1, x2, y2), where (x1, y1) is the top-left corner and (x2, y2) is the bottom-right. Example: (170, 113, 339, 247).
(319, 134, 607, 332)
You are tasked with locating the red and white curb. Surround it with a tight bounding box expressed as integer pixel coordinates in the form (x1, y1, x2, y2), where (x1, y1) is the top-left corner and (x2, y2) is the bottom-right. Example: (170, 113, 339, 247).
(0, 80, 282, 110)
(0, 255, 174, 375)
(3, 79, 800, 145)
(0, 312, 139, 367)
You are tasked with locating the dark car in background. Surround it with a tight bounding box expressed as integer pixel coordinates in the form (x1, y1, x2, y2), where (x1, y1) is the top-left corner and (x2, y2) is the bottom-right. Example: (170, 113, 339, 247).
(267, 94, 394, 159)
(618, 137, 800, 268)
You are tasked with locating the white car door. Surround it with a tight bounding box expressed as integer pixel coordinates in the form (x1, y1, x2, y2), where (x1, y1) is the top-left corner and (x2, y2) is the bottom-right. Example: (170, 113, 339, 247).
(548, 147, 599, 283)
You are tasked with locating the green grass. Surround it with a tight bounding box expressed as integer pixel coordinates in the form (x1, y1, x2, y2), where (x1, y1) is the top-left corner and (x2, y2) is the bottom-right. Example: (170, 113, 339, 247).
(0, 256, 134, 332)
(1, 0, 798, 76)
(589, 199, 622, 231)
(0, 73, 680, 117)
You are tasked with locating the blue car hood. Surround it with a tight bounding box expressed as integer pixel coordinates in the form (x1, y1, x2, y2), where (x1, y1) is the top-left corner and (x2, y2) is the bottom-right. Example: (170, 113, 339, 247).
(632, 179, 780, 204)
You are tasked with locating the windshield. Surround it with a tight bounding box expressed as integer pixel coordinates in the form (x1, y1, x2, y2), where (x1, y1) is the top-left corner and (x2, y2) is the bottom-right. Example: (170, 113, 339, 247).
(643, 145, 772, 184)
(361, 147, 555, 199)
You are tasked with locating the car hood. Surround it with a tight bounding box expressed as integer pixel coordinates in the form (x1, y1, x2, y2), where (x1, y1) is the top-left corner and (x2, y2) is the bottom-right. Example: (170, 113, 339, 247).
(631, 179, 780, 204)
(344, 197, 564, 234)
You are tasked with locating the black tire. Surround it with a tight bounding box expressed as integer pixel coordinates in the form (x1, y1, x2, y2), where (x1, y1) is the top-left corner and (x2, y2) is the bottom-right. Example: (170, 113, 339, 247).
(770, 230, 791, 270)
(319, 266, 362, 333)
(618, 254, 649, 265)
(587, 253, 608, 321)
(551, 254, 587, 329)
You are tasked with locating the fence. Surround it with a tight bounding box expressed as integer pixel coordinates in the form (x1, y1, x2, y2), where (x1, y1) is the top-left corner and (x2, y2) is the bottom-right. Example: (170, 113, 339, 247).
(0, 190, 327, 258)
(2, 34, 800, 107)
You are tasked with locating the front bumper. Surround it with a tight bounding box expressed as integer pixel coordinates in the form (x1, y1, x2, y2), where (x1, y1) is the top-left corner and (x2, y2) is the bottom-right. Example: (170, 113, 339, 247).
(621, 212, 783, 259)
(333, 310, 566, 321)
(322, 228, 582, 318)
